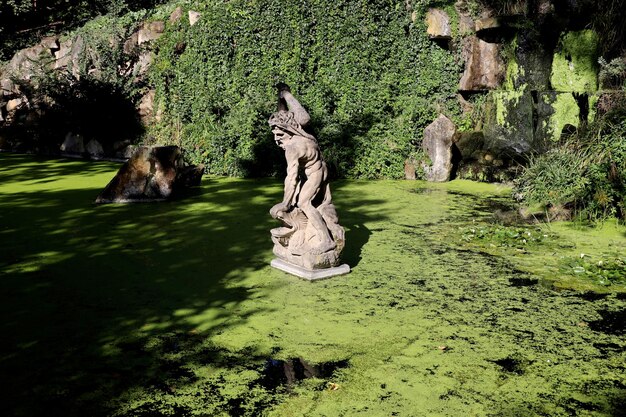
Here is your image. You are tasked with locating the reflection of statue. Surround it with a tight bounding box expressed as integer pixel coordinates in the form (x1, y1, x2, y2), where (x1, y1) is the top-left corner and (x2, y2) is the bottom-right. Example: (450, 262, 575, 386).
(269, 84, 349, 278)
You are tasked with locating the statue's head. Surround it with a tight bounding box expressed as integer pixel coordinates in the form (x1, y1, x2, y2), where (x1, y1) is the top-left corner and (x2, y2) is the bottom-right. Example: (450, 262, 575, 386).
(268, 111, 299, 148)
(268, 110, 317, 147)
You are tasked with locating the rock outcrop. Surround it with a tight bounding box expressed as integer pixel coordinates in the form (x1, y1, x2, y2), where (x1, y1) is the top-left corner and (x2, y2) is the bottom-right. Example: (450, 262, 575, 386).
(422, 114, 458, 182)
(426, 9, 452, 40)
(95, 146, 204, 203)
(459, 37, 504, 91)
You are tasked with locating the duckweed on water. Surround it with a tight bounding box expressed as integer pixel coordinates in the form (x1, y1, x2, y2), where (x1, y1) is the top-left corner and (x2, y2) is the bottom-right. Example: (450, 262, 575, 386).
(1, 154, 625, 416)
(460, 224, 555, 248)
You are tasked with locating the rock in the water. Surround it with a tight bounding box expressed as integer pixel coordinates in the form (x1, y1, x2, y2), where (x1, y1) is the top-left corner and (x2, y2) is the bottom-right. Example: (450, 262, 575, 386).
(95, 146, 203, 203)
(60, 132, 85, 154)
(422, 114, 457, 182)
(86, 139, 104, 157)
(176, 165, 204, 188)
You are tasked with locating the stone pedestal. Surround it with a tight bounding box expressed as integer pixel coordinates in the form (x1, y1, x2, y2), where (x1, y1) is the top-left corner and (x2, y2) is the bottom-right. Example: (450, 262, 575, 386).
(271, 259, 350, 281)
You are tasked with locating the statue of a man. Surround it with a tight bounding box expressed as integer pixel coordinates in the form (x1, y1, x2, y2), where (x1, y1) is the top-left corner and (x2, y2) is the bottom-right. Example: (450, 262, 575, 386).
(268, 84, 345, 269)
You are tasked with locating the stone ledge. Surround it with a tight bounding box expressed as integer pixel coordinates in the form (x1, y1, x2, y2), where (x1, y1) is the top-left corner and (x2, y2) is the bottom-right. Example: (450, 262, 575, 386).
(271, 259, 350, 281)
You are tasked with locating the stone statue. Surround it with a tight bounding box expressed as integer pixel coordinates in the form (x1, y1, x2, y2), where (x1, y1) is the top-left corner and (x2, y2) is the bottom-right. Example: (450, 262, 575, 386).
(268, 84, 349, 279)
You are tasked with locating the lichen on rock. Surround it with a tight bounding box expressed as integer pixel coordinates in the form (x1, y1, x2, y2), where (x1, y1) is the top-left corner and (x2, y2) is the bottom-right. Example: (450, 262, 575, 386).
(550, 30, 599, 92)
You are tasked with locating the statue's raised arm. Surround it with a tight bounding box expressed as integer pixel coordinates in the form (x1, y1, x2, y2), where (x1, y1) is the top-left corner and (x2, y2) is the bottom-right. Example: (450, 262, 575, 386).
(276, 83, 311, 127)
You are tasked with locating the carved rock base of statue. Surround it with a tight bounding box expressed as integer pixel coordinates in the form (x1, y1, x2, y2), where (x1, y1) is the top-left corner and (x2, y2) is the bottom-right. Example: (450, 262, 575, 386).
(270, 206, 349, 278)
(271, 258, 350, 281)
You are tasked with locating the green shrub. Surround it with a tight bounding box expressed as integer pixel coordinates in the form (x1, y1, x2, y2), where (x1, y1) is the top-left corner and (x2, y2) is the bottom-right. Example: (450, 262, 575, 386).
(148, 0, 462, 178)
(515, 103, 626, 221)
(598, 56, 626, 90)
(515, 147, 589, 209)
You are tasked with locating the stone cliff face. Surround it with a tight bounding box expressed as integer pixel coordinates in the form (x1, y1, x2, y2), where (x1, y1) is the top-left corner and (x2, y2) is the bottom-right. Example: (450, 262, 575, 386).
(419, 0, 624, 182)
(0, 6, 198, 159)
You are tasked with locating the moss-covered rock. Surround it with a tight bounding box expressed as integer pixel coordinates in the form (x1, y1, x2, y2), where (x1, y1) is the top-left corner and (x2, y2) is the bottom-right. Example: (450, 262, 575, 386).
(483, 89, 535, 155)
(550, 30, 599, 92)
(536, 92, 580, 143)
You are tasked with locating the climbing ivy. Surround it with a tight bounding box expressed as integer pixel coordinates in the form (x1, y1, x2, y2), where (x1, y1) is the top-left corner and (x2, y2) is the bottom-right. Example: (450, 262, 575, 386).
(148, 0, 462, 178)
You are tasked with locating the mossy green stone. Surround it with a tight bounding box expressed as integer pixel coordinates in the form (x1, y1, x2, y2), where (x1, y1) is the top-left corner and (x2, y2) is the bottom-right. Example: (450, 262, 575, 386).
(550, 30, 599, 92)
(547, 93, 580, 141)
(484, 89, 535, 154)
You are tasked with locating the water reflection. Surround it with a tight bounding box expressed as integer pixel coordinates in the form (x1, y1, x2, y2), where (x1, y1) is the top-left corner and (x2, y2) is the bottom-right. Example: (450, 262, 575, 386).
(260, 358, 349, 390)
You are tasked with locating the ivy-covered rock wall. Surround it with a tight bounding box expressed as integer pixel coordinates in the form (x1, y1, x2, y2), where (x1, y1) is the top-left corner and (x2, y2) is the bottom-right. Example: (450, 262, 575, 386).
(146, 0, 462, 178)
(1, 0, 624, 182)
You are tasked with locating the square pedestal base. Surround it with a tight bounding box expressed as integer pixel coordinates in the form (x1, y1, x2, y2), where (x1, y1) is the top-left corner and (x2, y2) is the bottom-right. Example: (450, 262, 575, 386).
(271, 259, 350, 281)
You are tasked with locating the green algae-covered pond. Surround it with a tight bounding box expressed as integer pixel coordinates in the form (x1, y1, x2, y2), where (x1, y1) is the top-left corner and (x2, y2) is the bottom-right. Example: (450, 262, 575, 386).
(1, 153, 625, 416)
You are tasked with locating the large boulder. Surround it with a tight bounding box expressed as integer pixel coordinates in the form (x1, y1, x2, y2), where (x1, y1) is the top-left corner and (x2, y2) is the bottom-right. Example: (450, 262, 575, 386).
(95, 146, 204, 203)
(4, 42, 54, 82)
(86, 139, 104, 158)
(482, 90, 534, 156)
(137, 21, 165, 45)
(422, 114, 458, 182)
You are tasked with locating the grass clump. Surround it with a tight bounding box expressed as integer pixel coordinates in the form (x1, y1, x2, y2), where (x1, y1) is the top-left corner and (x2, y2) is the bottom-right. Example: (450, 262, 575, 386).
(515, 102, 626, 222)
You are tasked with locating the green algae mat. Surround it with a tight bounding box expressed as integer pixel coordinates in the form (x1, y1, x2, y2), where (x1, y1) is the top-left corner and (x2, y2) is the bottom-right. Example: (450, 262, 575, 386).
(1, 153, 625, 417)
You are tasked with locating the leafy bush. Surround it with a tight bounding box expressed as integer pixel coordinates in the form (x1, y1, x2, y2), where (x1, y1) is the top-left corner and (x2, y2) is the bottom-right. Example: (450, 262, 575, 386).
(515, 103, 626, 221)
(514, 148, 589, 210)
(598, 56, 626, 90)
(0, 1, 170, 61)
(148, 0, 462, 178)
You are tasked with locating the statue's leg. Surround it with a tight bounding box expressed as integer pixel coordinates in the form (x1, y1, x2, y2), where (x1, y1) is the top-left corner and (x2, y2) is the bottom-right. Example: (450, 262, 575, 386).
(298, 172, 336, 254)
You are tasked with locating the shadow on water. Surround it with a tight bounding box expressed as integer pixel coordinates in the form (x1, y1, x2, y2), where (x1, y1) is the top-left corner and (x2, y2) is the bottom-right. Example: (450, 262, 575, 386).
(260, 358, 349, 390)
(588, 309, 626, 335)
(332, 180, 378, 268)
(0, 157, 277, 416)
(0, 155, 385, 416)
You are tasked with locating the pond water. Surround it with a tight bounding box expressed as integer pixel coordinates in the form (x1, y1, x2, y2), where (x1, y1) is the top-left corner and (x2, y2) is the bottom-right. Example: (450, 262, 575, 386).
(0, 154, 624, 416)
